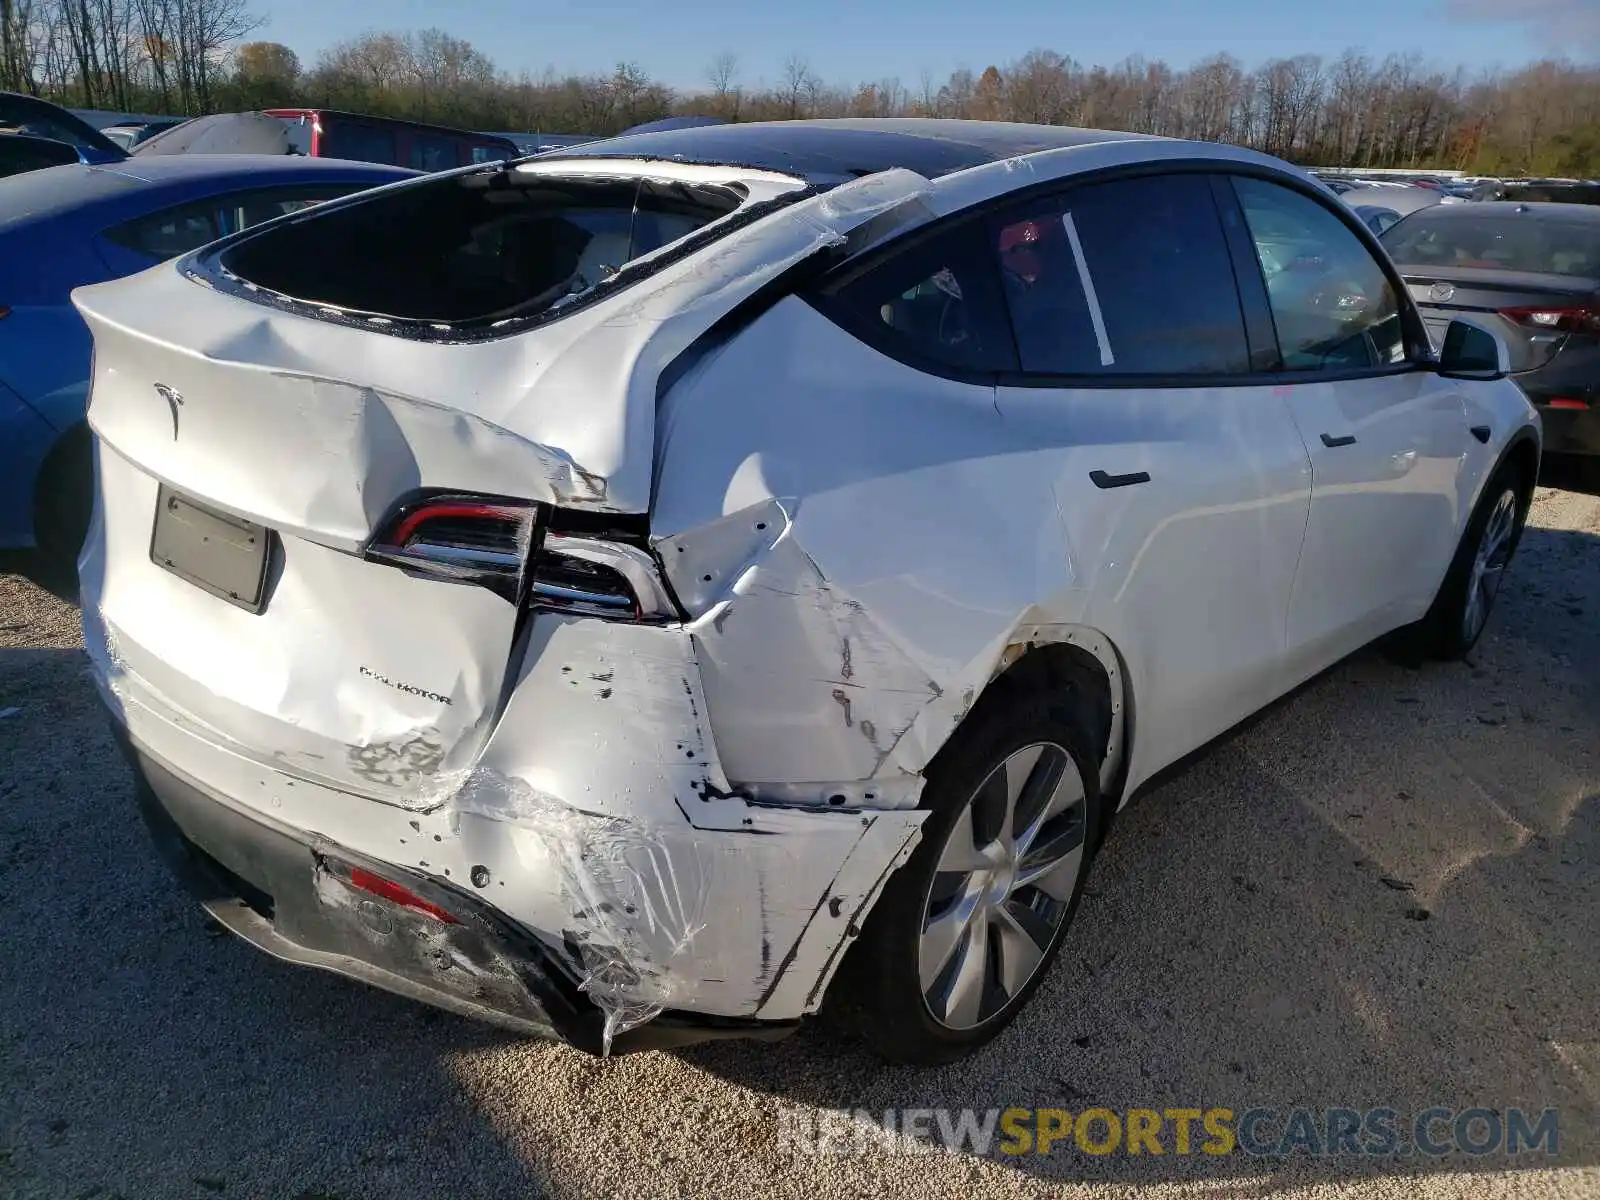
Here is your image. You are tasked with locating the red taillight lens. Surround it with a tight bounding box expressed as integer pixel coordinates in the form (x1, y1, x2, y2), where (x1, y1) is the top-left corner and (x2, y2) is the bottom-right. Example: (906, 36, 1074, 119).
(1500, 306, 1600, 335)
(367, 494, 535, 598)
(1546, 397, 1590, 410)
(348, 867, 459, 923)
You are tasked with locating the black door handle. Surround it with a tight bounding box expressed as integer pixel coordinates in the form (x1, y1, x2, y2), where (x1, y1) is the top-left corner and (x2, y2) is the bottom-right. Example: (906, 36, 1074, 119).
(1470, 424, 1491, 444)
(1090, 469, 1151, 489)
(1320, 433, 1357, 448)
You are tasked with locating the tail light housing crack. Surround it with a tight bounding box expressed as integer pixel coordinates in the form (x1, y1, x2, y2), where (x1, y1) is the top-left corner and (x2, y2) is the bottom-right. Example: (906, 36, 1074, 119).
(365, 492, 678, 622)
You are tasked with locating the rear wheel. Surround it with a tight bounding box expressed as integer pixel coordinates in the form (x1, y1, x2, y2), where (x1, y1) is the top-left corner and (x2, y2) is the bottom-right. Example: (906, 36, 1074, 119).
(827, 683, 1103, 1064)
(1409, 465, 1527, 660)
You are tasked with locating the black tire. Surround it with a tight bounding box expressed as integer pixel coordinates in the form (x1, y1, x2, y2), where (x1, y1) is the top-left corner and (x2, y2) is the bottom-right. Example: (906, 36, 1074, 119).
(32, 425, 93, 580)
(1408, 463, 1528, 660)
(825, 679, 1104, 1065)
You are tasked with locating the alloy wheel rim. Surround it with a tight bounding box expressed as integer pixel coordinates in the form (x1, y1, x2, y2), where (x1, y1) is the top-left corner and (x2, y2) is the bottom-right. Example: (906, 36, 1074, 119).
(919, 742, 1088, 1030)
(1463, 488, 1517, 643)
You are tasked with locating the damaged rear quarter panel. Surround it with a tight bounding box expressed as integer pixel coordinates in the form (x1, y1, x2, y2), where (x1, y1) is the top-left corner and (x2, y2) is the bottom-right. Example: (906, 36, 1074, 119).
(463, 613, 925, 1028)
(653, 297, 1089, 788)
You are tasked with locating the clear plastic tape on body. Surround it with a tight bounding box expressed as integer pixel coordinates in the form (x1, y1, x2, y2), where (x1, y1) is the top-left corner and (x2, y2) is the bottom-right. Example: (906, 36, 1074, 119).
(446, 767, 717, 1055)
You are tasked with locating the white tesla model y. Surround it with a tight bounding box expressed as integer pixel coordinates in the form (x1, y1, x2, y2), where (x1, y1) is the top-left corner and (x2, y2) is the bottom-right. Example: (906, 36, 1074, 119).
(73, 120, 1539, 1063)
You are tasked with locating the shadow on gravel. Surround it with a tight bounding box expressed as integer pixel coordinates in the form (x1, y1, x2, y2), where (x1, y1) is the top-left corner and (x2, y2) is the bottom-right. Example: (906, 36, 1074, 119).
(0, 646, 549, 1200)
(1539, 454, 1600, 498)
(1, 518, 1595, 1198)
(681, 522, 1600, 1191)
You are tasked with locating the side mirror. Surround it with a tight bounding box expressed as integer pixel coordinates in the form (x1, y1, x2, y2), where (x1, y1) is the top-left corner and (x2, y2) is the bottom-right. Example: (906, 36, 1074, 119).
(1437, 316, 1511, 381)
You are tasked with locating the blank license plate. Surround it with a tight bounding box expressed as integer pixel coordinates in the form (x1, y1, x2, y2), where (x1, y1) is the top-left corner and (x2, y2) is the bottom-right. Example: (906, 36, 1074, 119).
(150, 486, 270, 613)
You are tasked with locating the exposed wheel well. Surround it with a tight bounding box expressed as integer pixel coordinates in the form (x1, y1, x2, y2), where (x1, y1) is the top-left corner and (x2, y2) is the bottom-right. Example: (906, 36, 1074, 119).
(938, 636, 1126, 841)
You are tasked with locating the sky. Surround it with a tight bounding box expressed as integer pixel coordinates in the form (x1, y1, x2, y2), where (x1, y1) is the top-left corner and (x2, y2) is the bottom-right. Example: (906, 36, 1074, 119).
(251, 0, 1600, 91)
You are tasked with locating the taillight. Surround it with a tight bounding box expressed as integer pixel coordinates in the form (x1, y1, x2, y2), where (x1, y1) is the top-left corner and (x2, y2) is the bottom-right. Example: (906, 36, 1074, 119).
(530, 534, 677, 621)
(347, 866, 459, 923)
(366, 493, 677, 621)
(1500, 306, 1600, 335)
(367, 494, 534, 600)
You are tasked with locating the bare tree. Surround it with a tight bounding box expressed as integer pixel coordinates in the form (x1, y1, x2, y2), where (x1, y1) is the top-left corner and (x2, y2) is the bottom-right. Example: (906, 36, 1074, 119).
(780, 52, 814, 118)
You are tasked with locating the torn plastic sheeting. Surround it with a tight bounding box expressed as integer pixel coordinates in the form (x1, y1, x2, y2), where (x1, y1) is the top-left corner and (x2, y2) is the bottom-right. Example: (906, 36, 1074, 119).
(441, 767, 723, 1053)
(441, 765, 926, 1044)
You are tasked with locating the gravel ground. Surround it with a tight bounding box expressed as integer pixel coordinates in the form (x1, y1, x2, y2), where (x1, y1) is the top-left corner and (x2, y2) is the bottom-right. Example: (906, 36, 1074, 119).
(1, 479, 1597, 1200)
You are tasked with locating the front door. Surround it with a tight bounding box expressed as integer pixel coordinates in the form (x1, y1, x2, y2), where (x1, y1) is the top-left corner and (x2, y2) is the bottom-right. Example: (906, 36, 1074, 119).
(1227, 174, 1469, 665)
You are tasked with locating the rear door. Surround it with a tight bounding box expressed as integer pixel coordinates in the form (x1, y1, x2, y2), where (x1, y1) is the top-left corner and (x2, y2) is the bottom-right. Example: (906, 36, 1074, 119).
(986, 171, 1314, 766)
(1227, 173, 1472, 663)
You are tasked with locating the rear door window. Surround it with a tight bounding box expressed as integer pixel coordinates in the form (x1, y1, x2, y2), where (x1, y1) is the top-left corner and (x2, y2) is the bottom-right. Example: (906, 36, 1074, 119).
(1232, 175, 1406, 371)
(992, 174, 1252, 377)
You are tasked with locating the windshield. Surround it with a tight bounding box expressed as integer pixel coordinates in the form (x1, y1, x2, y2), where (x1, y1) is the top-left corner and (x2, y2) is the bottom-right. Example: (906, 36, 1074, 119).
(1381, 212, 1600, 277)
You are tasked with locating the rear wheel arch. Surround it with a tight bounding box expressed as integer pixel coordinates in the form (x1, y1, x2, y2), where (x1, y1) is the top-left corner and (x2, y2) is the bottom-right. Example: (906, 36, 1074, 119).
(944, 626, 1131, 819)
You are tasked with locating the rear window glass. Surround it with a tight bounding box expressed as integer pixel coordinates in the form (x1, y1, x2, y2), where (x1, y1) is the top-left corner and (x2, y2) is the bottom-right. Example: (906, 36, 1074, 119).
(1381, 213, 1600, 277)
(409, 132, 460, 171)
(276, 115, 313, 156)
(322, 121, 398, 165)
(823, 222, 1018, 373)
(105, 186, 370, 260)
(215, 169, 746, 327)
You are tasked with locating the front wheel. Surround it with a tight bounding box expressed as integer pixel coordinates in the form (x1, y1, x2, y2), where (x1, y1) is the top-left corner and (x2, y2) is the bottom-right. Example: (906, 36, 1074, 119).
(826, 685, 1103, 1064)
(1409, 468, 1526, 660)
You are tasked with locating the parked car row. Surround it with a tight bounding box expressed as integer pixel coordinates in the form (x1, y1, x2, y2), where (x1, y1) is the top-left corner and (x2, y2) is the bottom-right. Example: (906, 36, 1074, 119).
(0, 154, 417, 562)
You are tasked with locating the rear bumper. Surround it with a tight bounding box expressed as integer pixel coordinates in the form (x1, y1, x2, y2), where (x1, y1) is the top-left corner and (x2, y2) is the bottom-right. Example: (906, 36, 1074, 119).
(1525, 399, 1600, 456)
(1515, 352, 1599, 456)
(110, 716, 797, 1055)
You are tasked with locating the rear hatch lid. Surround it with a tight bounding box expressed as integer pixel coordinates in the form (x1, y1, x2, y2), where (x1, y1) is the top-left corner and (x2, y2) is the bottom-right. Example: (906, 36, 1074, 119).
(75, 161, 932, 804)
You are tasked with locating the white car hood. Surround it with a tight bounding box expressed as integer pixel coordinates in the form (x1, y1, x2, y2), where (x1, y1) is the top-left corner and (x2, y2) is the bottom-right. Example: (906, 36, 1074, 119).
(71, 167, 930, 543)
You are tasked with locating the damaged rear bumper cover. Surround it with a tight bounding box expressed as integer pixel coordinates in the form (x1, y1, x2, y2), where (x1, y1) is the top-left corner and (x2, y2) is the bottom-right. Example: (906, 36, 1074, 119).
(112, 722, 800, 1055)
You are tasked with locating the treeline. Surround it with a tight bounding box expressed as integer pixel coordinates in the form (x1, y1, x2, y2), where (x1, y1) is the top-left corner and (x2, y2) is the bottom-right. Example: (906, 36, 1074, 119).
(3, 7, 1598, 175)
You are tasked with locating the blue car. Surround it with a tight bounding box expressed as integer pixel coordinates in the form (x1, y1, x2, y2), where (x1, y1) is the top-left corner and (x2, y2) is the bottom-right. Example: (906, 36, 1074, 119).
(0, 153, 415, 566)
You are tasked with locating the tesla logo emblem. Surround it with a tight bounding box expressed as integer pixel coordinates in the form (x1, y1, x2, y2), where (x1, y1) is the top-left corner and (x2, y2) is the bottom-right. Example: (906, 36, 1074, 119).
(1428, 283, 1455, 302)
(154, 382, 183, 439)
